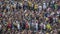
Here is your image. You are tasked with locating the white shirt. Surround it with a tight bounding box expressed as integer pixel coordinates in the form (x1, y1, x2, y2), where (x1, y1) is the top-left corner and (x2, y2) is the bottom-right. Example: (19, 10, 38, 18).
(0, 25, 2, 29)
(51, 12, 55, 16)
(20, 3, 22, 6)
(17, 24, 20, 29)
(38, 6, 42, 11)
(40, 23, 43, 26)
(14, 3, 16, 8)
(3, 12, 5, 16)
(6, 5, 10, 10)
(43, 24, 46, 29)
(36, 23, 38, 28)
(43, 3, 47, 9)
(57, 11, 59, 16)
(24, 0, 27, 1)
(32, 23, 34, 26)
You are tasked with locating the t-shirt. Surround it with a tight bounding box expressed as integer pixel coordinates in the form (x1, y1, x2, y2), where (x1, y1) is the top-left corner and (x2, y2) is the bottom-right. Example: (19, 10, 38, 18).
(28, 1, 32, 7)
(36, 23, 38, 29)
(24, 0, 27, 1)
(46, 33, 49, 34)
(34, 4, 38, 9)
(17, 24, 20, 29)
(7, 23, 11, 28)
(58, 19, 60, 23)
(46, 17, 49, 21)
(43, 3, 47, 9)
(38, 6, 42, 11)
(46, 23, 51, 30)
(54, 4, 58, 10)
(25, 23, 29, 28)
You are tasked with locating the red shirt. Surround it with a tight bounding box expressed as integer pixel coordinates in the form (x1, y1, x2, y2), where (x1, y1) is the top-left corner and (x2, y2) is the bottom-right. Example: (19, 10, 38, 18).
(7, 23, 11, 28)
(25, 22, 29, 28)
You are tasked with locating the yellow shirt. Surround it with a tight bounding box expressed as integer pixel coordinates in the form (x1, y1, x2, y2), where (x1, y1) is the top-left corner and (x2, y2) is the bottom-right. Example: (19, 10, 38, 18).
(46, 24, 51, 30)
(34, 4, 38, 9)
(46, 33, 49, 34)
(46, 17, 49, 21)
(8, 28, 10, 31)
(28, 1, 32, 7)
(13, 23, 17, 26)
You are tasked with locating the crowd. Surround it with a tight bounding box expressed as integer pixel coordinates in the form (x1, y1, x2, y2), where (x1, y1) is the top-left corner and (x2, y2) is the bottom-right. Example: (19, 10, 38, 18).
(0, 0, 60, 34)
